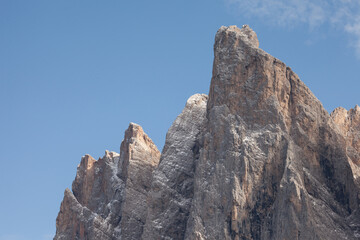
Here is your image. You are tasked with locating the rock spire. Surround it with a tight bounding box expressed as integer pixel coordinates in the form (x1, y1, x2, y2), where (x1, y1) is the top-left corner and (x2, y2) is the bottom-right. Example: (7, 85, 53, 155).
(55, 25, 360, 240)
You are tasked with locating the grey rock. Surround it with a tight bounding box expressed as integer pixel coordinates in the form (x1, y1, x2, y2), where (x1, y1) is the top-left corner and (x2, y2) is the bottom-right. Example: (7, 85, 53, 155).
(185, 25, 359, 240)
(55, 25, 360, 240)
(55, 152, 123, 240)
(54, 123, 160, 240)
(142, 94, 208, 240)
(119, 123, 161, 240)
(331, 106, 360, 186)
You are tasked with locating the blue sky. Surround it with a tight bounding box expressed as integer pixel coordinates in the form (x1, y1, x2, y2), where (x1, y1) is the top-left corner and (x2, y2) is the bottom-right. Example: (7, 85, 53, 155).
(1, 0, 359, 239)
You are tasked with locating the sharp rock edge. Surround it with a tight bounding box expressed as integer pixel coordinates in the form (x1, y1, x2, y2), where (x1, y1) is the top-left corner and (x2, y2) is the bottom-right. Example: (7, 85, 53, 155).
(55, 25, 360, 240)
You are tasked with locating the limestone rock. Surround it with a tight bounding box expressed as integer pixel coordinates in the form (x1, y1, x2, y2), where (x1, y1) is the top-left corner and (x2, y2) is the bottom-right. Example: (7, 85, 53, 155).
(185, 24, 359, 240)
(55, 25, 360, 240)
(142, 94, 208, 240)
(119, 123, 161, 240)
(54, 123, 160, 240)
(331, 106, 360, 185)
(55, 152, 122, 240)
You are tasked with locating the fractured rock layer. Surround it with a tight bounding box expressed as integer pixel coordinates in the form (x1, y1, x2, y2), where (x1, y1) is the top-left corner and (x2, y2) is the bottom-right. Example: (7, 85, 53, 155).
(55, 25, 360, 240)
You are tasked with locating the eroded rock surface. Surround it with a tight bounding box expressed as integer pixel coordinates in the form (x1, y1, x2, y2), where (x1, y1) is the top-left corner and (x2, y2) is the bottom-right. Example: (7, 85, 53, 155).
(184, 24, 359, 240)
(331, 106, 360, 185)
(119, 123, 161, 239)
(143, 94, 208, 240)
(55, 25, 360, 240)
(54, 123, 160, 240)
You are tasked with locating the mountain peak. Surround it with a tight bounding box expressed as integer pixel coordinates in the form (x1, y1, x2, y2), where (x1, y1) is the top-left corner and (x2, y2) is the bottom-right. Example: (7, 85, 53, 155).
(55, 26, 360, 240)
(216, 24, 259, 48)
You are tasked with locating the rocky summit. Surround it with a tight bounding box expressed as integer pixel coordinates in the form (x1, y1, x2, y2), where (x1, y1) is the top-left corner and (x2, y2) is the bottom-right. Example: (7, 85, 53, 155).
(54, 25, 360, 240)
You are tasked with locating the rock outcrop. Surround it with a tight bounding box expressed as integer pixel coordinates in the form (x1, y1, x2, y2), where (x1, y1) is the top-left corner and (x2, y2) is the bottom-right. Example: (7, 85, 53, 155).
(184, 25, 359, 240)
(55, 25, 360, 240)
(54, 123, 160, 240)
(143, 94, 208, 240)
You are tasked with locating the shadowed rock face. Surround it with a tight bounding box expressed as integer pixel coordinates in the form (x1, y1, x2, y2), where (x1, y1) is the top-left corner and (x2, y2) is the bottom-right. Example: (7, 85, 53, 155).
(331, 106, 360, 185)
(55, 25, 360, 240)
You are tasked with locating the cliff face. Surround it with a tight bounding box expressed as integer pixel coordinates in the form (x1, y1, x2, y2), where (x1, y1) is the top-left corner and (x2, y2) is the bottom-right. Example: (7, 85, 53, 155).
(184, 25, 359, 240)
(55, 25, 360, 240)
(331, 106, 360, 185)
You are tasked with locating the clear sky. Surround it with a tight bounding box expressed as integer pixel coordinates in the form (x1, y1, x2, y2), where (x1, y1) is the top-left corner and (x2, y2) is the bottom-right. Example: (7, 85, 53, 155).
(1, 0, 359, 239)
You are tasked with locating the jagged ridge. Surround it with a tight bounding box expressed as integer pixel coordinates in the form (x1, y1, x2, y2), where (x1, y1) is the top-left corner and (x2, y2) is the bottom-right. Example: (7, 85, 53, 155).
(55, 25, 360, 240)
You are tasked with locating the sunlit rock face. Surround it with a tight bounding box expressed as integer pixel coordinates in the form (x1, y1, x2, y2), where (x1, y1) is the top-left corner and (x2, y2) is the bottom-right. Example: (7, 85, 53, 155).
(142, 93, 208, 240)
(54, 123, 160, 240)
(184, 25, 359, 240)
(55, 25, 360, 240)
